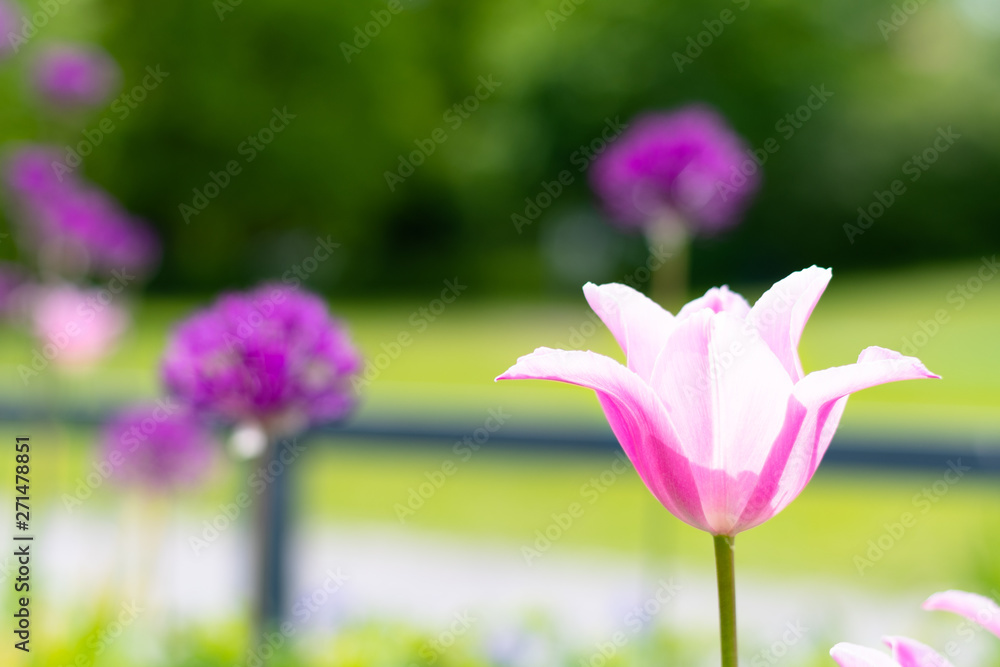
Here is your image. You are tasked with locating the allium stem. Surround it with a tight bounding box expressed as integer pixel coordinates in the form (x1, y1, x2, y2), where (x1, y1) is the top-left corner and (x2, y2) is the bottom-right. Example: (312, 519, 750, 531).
(646, 216, 689, 310)
(254, 438, 289, 634)
(713, 534, 738, 667)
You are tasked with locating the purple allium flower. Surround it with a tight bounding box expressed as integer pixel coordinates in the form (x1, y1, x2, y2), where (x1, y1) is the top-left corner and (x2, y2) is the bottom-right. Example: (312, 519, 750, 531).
(32, 44, 120, 110)
(28, 185, 161, 275)
(3, 145, 161, 277)
(161, 285, 363, 437)
(101, 404, 216, 489)
(3, 144, 71, 196)
(0, 1, 22, 61)
(590, 105, 760, 234)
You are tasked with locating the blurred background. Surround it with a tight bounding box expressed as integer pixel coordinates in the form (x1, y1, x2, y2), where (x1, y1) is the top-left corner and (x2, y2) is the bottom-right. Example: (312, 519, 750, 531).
(1, 0, 999, 664)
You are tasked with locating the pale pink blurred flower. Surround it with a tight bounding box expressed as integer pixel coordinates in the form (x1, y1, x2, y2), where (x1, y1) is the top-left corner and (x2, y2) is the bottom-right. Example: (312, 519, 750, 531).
(30, 284, 128, 367)
(924, 590, 1000, 637)
(831, 637, 953, 666)
(831, 590, 1000, 665)
(497, 267, 938, 536)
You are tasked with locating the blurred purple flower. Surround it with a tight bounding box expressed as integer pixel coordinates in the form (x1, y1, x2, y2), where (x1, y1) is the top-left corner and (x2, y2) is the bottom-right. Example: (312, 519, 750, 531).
(30, 283, 128, 366)
(101, 404, 216, 489)
(3, 145, 161, 277)
(162, 284, 363, 437)
(28, 185, 161, 275)
(0, 1, 22, 61)
(32, 44, 120, 110)
(3, 144, 70, 196)
(590, 105, 759, 234)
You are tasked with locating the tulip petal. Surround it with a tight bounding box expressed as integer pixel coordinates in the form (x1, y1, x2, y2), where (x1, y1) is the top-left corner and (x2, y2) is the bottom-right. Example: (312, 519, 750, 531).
(923, 590, 1000, 638)
(676, 285, 751, 321)
(794, 346, 940, 412)
(748, 265, 832, 381)
(884, 636, 954, 666)
(583, 282, 674, 381)
(496, 347, 708, 530)
(830, 643, 900, 667)
(649, 309, 793, 532)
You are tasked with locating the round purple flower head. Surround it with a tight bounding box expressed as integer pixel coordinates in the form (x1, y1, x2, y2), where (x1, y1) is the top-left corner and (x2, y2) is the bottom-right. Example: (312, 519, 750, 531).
(162, 285, 363, 437)
(29, 185, 161, 275)
(101, 404, 216, 489)
(3, 145, 161, 277)
(590, 105, 759, 234)
(32, 44, 120, 110)
(0, 1, 22, 61)
(3, 144, 69, 197)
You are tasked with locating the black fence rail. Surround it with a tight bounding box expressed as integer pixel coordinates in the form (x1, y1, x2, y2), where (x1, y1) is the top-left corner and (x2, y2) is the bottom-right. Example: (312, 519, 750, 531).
(320, 420, 1000, 475)
(7, 402, 998, 475)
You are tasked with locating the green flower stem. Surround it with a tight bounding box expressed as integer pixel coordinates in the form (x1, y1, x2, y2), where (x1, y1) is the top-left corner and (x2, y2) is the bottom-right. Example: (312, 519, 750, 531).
(646, 215, 690, 310)
(713, 534, 738, 667)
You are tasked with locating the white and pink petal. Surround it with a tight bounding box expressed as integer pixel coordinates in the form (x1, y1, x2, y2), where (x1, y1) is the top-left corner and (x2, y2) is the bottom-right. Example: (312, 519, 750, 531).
(830, 642, 900, 667)
(583, 282, 675, 382)
(923, 590, 1000, 639)
(496, 347, 708, 530)
(748, 265, 832, 381)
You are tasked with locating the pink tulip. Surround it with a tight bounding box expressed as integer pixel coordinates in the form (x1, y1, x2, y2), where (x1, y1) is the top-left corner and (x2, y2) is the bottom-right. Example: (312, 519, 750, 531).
(831, 590, 1000, 665)
(831, 637, 954, 666)
(496, 267, 939, 536)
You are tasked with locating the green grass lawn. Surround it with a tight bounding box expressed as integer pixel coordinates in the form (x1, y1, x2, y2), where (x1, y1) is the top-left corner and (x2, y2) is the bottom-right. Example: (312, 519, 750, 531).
(6, 259, 998, 437)
(1, 260, 999, 594)
(1, 259, 998, 446)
